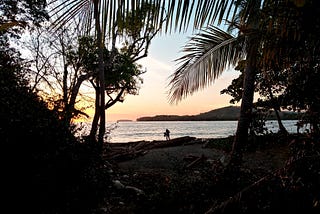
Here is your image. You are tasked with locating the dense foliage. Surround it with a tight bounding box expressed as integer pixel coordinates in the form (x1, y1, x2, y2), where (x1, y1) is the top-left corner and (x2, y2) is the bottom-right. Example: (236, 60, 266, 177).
(1, 33, 114, 213)
(0, 1, 108, 213)
(73, 36, 144, 109)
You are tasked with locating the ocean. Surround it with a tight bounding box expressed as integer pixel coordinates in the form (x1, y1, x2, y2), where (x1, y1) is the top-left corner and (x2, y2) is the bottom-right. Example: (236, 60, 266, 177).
(95, 120, 301, 143)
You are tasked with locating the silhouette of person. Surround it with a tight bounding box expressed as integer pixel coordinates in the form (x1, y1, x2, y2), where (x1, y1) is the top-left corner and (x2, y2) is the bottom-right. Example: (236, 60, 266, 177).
(164, 129, 170, 140)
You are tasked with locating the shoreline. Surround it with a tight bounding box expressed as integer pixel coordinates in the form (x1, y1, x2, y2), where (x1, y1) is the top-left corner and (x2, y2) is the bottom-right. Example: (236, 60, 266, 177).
(105, 120, 299, 144)
(106, 135, 232, 149)
(107, 135, 213, 145)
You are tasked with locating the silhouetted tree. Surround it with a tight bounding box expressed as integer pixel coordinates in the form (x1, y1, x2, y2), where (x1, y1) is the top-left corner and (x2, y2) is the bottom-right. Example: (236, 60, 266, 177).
(25, 26, 93, 127)
(221, 61, 288, 135)
(49, 1, 161, 144)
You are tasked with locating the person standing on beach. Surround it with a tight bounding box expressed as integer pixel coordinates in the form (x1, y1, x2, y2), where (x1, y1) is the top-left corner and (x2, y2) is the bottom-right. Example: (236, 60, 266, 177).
(164, 129, 170, 140)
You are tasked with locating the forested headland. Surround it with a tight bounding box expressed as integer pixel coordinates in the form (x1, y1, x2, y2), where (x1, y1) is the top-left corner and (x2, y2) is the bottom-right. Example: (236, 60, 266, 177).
(137, 106, 299, 121)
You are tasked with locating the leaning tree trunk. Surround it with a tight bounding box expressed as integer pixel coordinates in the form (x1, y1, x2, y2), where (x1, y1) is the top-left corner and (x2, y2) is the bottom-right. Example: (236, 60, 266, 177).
(89, 85, 100, 141)
(227, 0, 261, 172)
(267, 86, 288, 134)
(228, 46, 257, 168)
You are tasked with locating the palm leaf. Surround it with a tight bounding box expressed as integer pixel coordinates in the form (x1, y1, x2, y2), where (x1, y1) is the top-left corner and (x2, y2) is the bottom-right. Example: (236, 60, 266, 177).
(48, 0, 237, 37)
(168, 25, 246, 104)
(48, 0, 93, 33)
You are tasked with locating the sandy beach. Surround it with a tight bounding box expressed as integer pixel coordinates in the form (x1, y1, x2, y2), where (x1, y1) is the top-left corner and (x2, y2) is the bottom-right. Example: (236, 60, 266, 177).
(107, 136, 290, 176)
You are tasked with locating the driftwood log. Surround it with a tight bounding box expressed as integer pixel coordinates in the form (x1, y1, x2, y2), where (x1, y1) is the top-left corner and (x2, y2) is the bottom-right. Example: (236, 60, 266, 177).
(104, 136, 198, 162)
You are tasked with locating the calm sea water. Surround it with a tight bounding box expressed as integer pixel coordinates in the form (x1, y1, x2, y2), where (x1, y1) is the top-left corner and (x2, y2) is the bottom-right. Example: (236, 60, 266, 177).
(100, 120, 300, 143)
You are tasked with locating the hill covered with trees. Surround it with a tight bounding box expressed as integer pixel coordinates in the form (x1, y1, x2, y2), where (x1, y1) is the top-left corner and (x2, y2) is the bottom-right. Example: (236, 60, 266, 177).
(137, 106, 298, 121)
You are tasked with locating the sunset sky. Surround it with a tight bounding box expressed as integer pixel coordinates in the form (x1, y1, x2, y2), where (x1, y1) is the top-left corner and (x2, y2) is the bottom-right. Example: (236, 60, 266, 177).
(20, 23, 240, 123)
(106, 31, 240, 122)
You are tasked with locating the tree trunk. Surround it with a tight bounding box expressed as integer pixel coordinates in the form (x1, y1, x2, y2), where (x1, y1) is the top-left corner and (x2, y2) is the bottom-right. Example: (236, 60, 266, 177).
(67, 73, 92, 125)
(227, 0, 261, 171)
(229, 49, 257, 167)
(60, 32, 70, 127)
(310, 104, 320, 135)
(93, 1, 106, 146)
(274, 107, 287, 134)
(97, 31, 106, 145)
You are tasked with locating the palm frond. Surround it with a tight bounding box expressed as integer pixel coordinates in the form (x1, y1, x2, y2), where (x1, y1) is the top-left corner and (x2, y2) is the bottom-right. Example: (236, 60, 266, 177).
(48, 0, 237, 37)
(168, 26, 246, 104)
(48, 0, 93, 34)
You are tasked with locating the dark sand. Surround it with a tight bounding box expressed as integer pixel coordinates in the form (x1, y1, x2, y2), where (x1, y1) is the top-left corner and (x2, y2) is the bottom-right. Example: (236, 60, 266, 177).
(116, 139, 290, 174)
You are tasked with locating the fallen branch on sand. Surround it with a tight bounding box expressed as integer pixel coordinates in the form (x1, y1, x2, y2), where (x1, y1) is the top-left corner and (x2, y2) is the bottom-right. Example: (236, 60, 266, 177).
(113, 180, 144, 195)
(186, 154, 207, 168)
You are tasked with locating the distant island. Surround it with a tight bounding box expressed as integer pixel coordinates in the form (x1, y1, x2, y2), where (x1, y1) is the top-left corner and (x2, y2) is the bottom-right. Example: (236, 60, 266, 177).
(137, 106, 299, 121)
(117, 119, 133, 122)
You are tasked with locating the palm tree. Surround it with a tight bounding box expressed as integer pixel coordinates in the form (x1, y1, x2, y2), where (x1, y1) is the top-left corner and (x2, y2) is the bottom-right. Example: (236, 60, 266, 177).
(168, 1, 262, 169)
(230, 0, 261, 167)
(167, 0, 320, 168)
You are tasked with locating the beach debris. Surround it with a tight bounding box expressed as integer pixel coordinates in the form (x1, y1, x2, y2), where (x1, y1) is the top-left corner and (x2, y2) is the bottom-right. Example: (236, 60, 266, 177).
(125, 185, 145, 195)
(104, 136, 198, 162)
(186, 154, 207, 168)
(113, 180, 125, 189)
(219, 153, 231, 167)
(112, 180, 144, 195)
